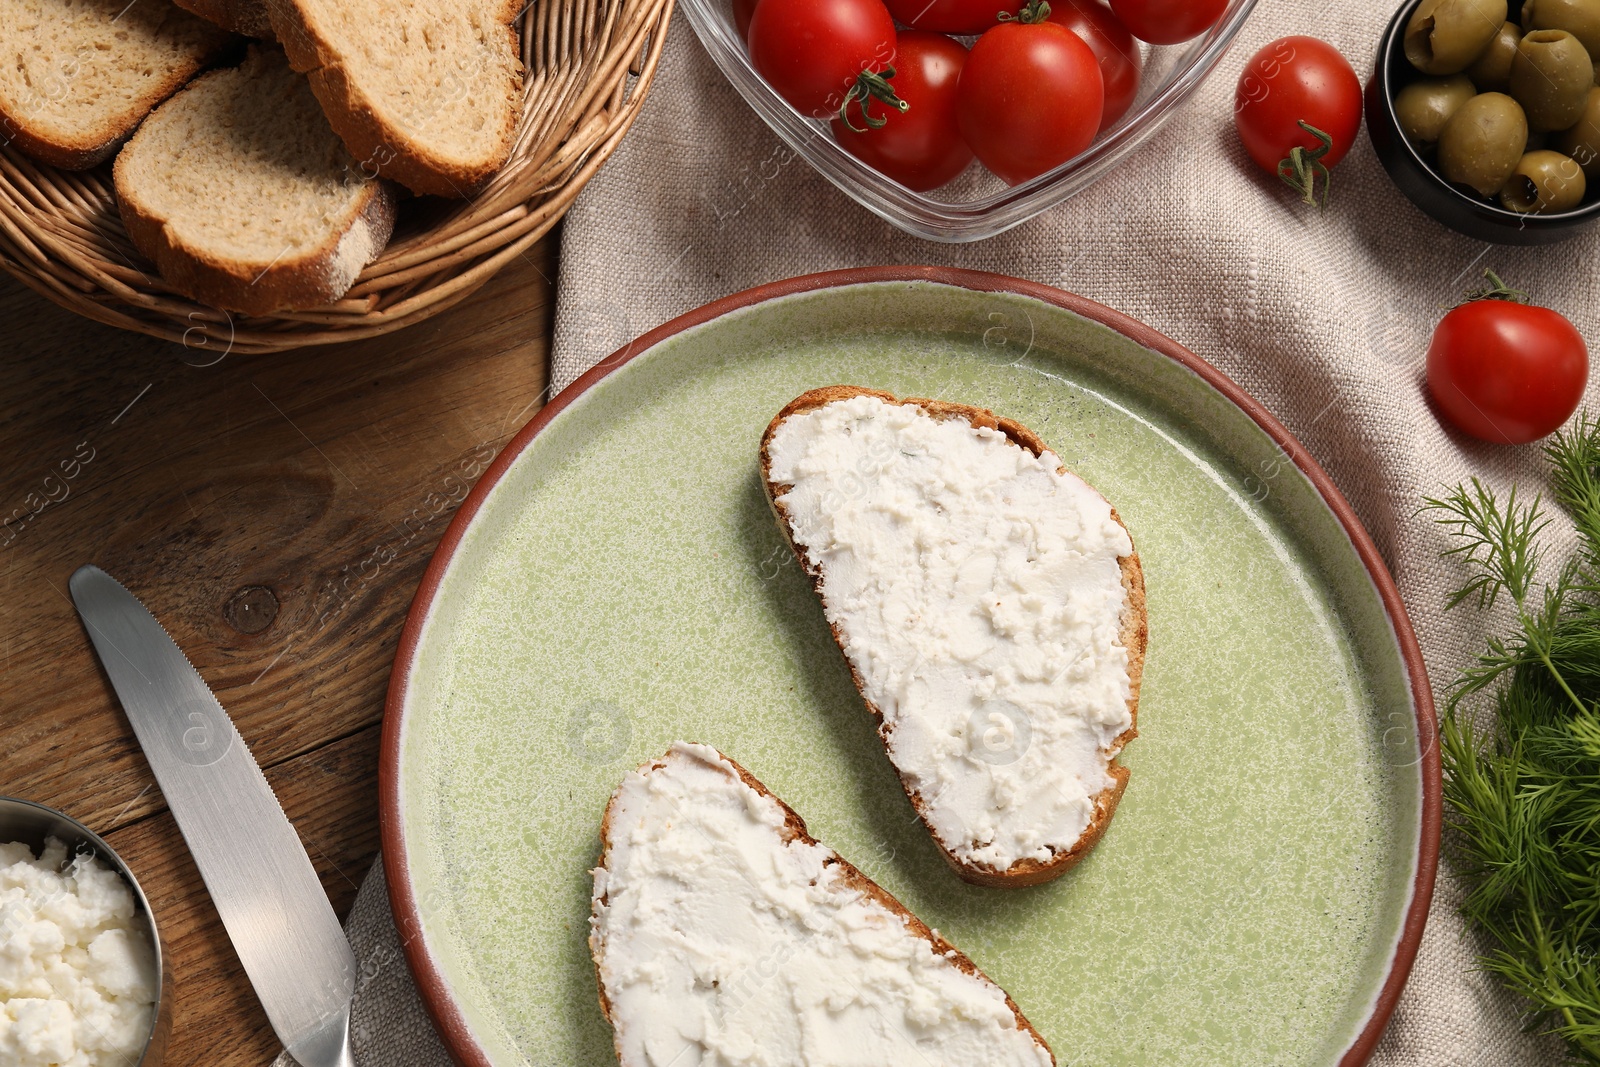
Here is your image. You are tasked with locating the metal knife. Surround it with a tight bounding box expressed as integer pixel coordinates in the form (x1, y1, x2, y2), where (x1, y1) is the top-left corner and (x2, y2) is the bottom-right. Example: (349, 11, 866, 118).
(70, 565, 356, 1067)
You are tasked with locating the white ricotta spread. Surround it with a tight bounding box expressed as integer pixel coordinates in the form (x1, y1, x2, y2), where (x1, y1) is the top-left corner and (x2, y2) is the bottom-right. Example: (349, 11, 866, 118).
(0, 838, 157, 1067)
(589, 742, 1053, 1067)
(766, 394, 1135, 871)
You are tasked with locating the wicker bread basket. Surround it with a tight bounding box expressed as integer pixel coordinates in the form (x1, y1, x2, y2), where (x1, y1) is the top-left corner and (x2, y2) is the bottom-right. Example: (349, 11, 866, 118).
(0, 0, 673, 354)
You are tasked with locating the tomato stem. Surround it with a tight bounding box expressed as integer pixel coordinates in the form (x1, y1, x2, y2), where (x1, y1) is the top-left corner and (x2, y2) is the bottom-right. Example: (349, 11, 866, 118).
(1277, 121, 1333, 209)
(1459, 269, 1531, 307)
(839, 67, 909, 133)
(999, 0, 1051, 23)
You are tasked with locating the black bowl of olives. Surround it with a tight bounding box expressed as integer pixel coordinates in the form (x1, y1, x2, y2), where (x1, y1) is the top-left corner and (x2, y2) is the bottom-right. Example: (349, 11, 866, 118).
(1368, 0, 1600, 243)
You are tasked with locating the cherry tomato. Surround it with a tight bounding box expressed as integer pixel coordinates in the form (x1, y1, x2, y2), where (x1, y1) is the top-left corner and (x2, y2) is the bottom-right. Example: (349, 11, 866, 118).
(734, 0, 759, 39)
(1048, 0, 1142, 131)
(748, 0, 898, 118)
(833, 31, 974, 190)
(1233, 36, 1362, 206)
(1427, 288, 1589, 445)
(883, 0, 1015, 35)
(1108, 0, 1226, 44)
(958, 10, 1105, 186)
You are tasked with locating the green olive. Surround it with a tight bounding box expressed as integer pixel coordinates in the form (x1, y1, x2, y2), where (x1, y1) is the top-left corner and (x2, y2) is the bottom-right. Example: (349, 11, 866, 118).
(1396, 75, 1479, 145)
(1438, 92, 1530, 194)
(1466, 21, 1522, 90)
(1554, 85, 1600, 177)
(1510, 29, 1596, 129)
(1406, 0, 1511, 73)
(1522, 0, 1600, 63)
(1499, 149, 1588, 209)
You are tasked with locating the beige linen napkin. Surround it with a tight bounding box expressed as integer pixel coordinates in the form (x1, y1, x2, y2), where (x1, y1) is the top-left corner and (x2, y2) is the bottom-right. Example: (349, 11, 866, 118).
(283, 6, 1599, 1065)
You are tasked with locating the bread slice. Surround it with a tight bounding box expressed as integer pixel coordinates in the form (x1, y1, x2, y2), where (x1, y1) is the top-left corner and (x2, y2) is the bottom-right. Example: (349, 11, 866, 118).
(113, 46, 395, 314)
(760, 386, 1148, 889)
(0, 0, 232, 170)
(174, 0, 274, 39)
(264, 0, 522, 197)
(590, 742, 1056, 1067)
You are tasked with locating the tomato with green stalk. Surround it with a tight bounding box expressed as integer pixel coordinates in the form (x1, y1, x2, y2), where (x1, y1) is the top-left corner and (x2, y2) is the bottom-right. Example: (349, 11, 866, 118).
(957, 0, 1106, 186)
(1427, 271, 1589, 445)
(834, 31, 975, 191)
(1233, 36, 1363, 207)
(747, 0, 906, 126)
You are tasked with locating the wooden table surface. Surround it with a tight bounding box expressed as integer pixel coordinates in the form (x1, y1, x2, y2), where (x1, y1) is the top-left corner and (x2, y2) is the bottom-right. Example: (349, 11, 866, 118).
(0, 232, 557, 1065)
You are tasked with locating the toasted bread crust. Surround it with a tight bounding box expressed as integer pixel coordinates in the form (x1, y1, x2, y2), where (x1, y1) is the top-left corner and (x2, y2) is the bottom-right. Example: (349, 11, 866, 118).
(264, 0, 522, 198)
(0, 11, 233, 171)
(113, 69, 398, 315)
(758, 385, 1148, 889)
(591, 745, 1057, 1065)
(0, 120, 123, 171)
(174, 0, 274, 38)
(115, 171, 395, 316)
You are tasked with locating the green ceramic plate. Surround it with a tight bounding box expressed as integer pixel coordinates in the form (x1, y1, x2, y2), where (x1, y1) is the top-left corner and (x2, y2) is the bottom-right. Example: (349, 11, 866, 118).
(382, 268, 1439, 1067)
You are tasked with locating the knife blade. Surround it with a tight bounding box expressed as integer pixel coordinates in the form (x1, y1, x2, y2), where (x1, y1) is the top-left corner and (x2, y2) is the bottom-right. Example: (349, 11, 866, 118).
(70, 565, 355, 1067)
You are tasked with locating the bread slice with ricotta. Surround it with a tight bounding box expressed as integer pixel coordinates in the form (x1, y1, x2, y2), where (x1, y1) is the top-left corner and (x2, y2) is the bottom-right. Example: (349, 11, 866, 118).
(760, 386, 1148, 889)
(265, 0, 523, 197)
(0, 0, 232, 170)
(114, 45, 395, 314)
(590, 742, 1056, 1067)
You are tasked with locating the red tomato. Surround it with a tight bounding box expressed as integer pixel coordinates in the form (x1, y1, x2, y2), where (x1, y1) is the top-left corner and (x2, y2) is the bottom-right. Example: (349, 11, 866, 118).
(1427, 294, 1589, 445)
(1108, 0, 1226, 44)
(748, 0, 898, 118)
(734, 0, 759, 39)
(958, 14, 1104, 186)
(883, 0, 1016, 35)
(833, 32, 974, 190)
(1047, 0, 1142, 131)
(1233, 37, 1362, 206)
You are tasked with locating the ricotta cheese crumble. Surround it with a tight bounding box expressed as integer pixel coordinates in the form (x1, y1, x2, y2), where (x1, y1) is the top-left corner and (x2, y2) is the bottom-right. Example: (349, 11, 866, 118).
(0, 838, 157, 1067)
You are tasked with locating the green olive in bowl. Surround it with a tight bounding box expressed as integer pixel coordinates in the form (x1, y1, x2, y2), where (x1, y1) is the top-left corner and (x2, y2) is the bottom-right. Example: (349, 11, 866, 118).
(1405, 0, 1510, 73)
(1510, 29, 1595, 130)
(1554, 85, 1600, 176)
(1522, 0, 1600, 64)
(1438, 92, 1530, 194)
(1499, 148, 1588, 209)
(1396, 75, 1479, 145)
(1467, 21, 1522, 89)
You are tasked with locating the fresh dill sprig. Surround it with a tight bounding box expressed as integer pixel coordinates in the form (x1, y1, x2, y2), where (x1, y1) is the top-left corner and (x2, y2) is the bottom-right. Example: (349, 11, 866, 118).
(1424, 415, 1600, 1062)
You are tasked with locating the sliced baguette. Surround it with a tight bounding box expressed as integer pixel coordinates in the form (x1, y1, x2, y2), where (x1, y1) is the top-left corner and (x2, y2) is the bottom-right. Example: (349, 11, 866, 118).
(114, 45, 395, 315)
(174, 0, 274, 39)
(265, 0, 522, 197)
(760, 386, 1148, 889)
(0, 0, 232, 170)
(590, 742, 1056, 1067)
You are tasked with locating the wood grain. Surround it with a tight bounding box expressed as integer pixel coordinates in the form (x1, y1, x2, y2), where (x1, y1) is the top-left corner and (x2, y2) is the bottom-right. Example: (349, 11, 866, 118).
(0, 230, 557, 1065)
(107, 725, 383, 1066)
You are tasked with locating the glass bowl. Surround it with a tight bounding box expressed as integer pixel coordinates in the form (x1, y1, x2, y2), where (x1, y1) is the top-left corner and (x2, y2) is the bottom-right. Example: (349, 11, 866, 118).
(680, 0, 1260, 242)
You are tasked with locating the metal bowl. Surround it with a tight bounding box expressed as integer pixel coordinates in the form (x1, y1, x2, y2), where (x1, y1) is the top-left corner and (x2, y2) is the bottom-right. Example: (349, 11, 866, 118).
(0, 796, 171, 1067)
(1367, 0, 1600, 244)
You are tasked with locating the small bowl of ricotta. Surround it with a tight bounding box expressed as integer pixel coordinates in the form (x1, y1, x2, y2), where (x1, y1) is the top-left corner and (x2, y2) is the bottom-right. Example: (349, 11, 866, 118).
(0, 796, 169, 1067)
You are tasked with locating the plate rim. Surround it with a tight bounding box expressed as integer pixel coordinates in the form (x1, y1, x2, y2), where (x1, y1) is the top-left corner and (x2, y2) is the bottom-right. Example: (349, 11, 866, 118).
(378, 265, 1441, 1067)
